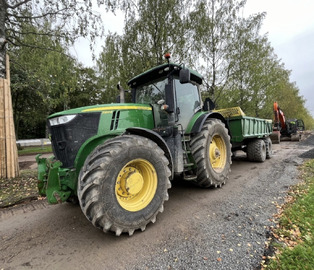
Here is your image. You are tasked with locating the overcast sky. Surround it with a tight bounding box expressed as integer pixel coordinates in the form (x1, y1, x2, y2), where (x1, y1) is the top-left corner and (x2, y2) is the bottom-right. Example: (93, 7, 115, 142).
(244, 0, 314, 117)
(72, 0, 314, 117)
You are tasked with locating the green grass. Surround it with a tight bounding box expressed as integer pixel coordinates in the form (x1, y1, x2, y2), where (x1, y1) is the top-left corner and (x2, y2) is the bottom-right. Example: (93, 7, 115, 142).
(265, 160, 314, 269)
(18, 145, 52, 155)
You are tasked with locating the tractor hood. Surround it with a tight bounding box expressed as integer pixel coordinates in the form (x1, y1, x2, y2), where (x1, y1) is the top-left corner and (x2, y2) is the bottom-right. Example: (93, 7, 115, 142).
(48, 103, 152, 119)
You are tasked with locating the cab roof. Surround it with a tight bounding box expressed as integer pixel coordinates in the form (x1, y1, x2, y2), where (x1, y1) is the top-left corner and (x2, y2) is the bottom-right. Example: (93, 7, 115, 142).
(127, 63, 203, 87)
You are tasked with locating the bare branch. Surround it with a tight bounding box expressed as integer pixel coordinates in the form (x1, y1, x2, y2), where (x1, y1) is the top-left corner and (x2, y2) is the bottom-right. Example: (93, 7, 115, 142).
(6, 37, 75, 61)
(8, 7, 69, 20)
(7, 28, 66, 39)
(6, 0, 31, 9)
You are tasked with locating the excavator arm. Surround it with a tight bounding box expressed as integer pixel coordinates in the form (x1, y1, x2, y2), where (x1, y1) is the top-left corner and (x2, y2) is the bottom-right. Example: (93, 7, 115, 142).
(273, 101, 286, 132)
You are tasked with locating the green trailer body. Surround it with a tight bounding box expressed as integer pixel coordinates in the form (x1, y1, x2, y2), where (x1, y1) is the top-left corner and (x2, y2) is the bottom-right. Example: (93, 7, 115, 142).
(213, 107, 272, 149)
(229, 116, 272, 145)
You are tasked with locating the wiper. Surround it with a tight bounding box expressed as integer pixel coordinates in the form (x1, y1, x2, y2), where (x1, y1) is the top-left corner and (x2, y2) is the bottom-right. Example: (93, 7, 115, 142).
(152, 83, 163, 94)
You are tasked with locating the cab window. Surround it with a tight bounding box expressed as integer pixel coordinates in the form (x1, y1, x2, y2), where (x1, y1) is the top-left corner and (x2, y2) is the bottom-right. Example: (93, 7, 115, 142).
(174, 79, 201, 130)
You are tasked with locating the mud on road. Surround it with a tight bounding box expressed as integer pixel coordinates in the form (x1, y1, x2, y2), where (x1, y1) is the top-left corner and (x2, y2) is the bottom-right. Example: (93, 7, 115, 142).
(1, 137, 313, 270)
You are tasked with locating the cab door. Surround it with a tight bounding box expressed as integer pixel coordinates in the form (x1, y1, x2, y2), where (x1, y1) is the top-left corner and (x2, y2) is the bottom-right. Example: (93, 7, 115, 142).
(174, 79, 201, 131)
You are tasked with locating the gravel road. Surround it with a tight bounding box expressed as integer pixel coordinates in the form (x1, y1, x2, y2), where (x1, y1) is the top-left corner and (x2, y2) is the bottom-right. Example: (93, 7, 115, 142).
(1, 135, 313, 270)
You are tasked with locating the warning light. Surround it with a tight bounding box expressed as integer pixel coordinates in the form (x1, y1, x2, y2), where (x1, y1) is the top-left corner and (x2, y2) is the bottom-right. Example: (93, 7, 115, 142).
(164, 53, 171, 60)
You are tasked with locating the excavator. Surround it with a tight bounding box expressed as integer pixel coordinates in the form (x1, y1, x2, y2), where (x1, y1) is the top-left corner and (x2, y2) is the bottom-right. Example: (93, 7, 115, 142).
(270, 101, 305, 143)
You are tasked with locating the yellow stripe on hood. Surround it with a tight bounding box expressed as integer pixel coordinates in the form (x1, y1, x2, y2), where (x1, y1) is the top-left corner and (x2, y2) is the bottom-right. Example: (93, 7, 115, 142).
(82, 105, 152, 112)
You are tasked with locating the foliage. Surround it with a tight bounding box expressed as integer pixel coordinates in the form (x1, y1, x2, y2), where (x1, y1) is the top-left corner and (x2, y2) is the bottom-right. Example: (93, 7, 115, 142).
(2, 0, 313, 139)
(189, 0, 248, 102)
(10, 22, 103, 139)
(96, 0, 313, 127)
(96, 33, 124, 103)
(96, 0, 192, 97)
(0, 0, 116, 78)
(265, 160, 314, 269)
(4, 0, 109, 51)
(18, 145, 52, 155)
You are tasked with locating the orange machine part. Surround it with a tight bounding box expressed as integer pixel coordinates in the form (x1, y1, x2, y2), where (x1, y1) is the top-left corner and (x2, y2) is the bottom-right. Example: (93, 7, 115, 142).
(273, 102, 286, 131)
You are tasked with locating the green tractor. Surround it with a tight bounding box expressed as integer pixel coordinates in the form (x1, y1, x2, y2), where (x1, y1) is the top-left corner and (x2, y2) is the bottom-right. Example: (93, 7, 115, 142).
(37, 58, 233, 235)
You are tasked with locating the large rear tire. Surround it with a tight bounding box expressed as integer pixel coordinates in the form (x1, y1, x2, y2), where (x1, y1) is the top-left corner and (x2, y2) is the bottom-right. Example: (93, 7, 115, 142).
(190, 119, 232, 188)
(77, 135, 171, 236)
(247, 139, 266, 162)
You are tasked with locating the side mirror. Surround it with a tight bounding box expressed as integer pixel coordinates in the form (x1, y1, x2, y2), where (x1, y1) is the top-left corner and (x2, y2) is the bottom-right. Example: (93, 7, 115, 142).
(179, 68, 190, 84)
(203, 97, 215, 111)
(165, 83, 174, 113)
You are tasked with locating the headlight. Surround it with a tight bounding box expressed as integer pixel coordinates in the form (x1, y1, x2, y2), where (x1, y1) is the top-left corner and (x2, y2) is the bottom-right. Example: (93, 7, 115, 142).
(49, 115, 77, 126)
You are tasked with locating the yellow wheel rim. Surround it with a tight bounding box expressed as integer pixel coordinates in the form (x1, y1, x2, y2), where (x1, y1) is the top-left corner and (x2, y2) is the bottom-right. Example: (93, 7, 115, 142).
(209, 135, 227, 173)
(115, 159, 157, 212)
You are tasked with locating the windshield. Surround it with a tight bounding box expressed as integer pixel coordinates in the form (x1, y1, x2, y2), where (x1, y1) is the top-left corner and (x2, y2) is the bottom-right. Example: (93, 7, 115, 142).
(135, 77, 167, 104)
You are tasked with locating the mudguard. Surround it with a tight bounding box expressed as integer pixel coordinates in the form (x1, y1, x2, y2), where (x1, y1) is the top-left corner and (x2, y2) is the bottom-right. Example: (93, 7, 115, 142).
(124, 127, 174, 178)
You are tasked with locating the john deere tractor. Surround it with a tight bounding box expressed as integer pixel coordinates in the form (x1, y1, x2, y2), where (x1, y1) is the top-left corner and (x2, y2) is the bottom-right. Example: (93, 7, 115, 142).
(37, 57, 232, 235)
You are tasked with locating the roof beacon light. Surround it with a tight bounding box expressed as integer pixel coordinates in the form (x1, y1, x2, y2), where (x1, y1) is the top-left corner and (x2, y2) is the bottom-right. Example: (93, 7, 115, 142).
(164, 53, 171, 63)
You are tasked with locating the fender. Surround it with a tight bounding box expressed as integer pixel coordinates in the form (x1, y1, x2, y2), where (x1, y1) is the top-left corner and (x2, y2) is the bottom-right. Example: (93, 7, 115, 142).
(74, 134, 118, 173)
(124, 127, 174, 179)
(188, 112, 230, 135)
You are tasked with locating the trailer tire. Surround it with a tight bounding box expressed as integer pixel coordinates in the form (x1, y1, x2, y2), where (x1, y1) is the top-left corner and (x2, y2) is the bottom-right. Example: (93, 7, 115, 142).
(190, 119, 232, 188)
(77, 135, 171, 236)
(264, 137, 273, 159)
(247, 139, 266, 162)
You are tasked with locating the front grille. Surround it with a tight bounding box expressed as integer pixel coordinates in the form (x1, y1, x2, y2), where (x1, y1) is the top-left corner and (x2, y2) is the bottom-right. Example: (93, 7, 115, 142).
(49, 113, 101, 168)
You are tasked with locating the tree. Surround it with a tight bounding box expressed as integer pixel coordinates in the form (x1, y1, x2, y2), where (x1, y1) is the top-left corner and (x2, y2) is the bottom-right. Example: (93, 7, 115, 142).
(0, 0, 115, 78)
(96, 0, 192, 102)
(69, 66, 102, 108)
(97, 33, 123, 103)
(9, 22, 97, 138)
(95, 0, 313, 130)
(122, 0, 190, 68)
(189, 0, 247, 104)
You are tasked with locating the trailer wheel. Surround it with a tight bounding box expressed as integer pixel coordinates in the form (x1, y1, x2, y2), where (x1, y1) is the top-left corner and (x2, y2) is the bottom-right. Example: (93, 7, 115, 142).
(247, 139, 266, 162)
(77, 135, 171, 236)
(264, 137, 273, 159)
(190, 119, 232, 188)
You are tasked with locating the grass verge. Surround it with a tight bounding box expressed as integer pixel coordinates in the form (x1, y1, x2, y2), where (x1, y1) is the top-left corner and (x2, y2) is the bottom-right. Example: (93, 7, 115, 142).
(263, 159, 314, 269)
(18, 145, 52, 155)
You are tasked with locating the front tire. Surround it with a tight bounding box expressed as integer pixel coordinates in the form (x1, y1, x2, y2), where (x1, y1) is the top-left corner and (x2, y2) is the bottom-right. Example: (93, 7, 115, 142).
(77, 135, 171, 236)
(190, 119, 232, 188)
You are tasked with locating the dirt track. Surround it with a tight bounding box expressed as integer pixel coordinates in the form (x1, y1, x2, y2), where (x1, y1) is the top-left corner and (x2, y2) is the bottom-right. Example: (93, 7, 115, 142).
(1, 138, 313, 270)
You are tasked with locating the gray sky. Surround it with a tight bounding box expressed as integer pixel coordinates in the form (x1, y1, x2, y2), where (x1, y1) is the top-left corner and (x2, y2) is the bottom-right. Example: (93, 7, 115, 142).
(244, 0, 314, 117)
(73, 0, 314, 117)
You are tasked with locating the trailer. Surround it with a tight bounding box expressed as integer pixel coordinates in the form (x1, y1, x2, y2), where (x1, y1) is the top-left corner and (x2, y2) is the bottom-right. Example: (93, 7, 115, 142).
(214, 107, 273, 161)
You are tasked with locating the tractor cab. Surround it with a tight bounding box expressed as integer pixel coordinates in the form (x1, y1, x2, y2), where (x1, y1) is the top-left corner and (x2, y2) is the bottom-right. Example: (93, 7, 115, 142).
(127, 62, 203, 133)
